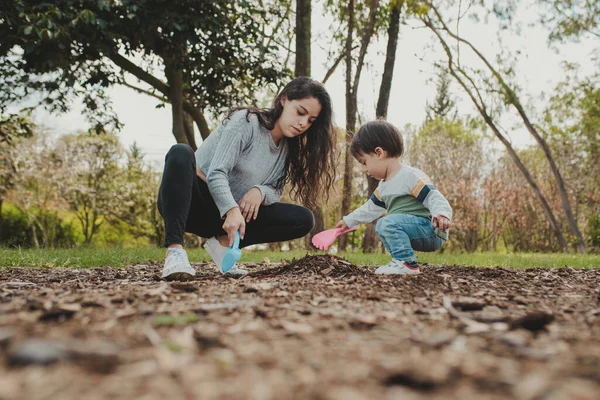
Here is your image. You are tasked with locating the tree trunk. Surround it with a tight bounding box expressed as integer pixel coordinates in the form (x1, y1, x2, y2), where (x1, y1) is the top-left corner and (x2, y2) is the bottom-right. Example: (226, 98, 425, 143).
(518, 107, 584, 252)
(376, 1, 402, 119)
(183, 112, 196, 149)
(294, 0, 323, 249)
(339, 0, 356, 252)
(183, 104, 211, 140)
(0, 198, 3, 222)
(362, 176, 380, 252)
(363, 0, 403, 252)
(165, 64, 189, 147)
(340, 0, 380, 251)
(295, 0, 311, 77)
(30, 220, 39, 249)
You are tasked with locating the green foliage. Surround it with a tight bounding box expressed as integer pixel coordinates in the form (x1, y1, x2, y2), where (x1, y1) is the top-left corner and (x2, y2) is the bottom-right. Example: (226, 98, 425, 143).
(589, 215, 600, 250)
(0, 112, 36, 203)
(541, 67, 600, 250)
(425, 68, 457, 121)
(0, 124, 164, 248)
(407, 118, 486, 252)
(539, 0, 600, 43)
(59, 131, 124, 244)
(154, 314, 200, 327)
(0, 203, 78, 248)
(0, 0, 290, 129)
(0, 203, 33, 247)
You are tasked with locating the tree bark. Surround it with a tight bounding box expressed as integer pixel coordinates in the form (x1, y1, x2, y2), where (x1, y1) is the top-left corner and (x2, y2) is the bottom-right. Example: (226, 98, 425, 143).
(109, 51, 210, 143)
(362, 176, 380, 252)
(294, 0, 324, 249)
(376, 1, 402, 119)
(423, 15, 569, 251)
(165, 64, 188, 147)
(295, 0, 311, 77)
(183, 112, 196, 150)
(183, 104, 211, 140)
(340, 0, 380, 251)
(363, 0, 403, 252)
(339, 0, 356, 252)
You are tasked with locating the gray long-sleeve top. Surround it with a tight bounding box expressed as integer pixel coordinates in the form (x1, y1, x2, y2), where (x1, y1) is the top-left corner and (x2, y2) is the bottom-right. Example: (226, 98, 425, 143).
(195, 110, 289, 217)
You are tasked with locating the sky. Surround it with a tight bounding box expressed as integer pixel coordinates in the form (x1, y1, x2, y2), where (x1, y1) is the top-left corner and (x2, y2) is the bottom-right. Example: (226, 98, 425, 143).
(13, 2, 598, 169)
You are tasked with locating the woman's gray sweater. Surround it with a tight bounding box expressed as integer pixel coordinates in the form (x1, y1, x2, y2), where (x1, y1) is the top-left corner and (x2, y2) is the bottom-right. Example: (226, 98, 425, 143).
(195, 110, 289, 218)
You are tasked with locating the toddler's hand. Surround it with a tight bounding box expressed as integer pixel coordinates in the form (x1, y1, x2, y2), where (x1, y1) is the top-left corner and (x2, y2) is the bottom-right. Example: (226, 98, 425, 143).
(334, 220, 348, 230)
(433, 215, 451, 232)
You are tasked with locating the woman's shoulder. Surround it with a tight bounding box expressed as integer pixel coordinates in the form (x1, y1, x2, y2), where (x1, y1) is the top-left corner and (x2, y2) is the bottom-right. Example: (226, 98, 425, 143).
(224, 109, 260, 126)
(223, 109, 266, 135)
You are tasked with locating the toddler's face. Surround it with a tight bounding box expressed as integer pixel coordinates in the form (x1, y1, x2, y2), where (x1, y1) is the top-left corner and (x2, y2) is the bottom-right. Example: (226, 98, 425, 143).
(356, 151, 389, 181)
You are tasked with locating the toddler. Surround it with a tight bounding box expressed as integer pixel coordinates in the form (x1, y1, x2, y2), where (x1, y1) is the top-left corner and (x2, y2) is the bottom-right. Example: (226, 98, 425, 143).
(336, 120, 452, 274)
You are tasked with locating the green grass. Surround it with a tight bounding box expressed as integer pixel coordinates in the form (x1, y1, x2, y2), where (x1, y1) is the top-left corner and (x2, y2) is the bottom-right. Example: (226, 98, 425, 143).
(0, 247, 598, 269)
(153, 314, 200, 326)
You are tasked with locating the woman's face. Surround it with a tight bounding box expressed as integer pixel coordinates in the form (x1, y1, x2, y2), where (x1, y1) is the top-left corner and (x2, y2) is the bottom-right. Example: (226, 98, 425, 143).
(276, 96, 322, 139)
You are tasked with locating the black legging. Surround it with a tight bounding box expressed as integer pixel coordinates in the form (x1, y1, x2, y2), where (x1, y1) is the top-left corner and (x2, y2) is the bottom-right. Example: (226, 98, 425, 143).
(157, 144, 314, 248)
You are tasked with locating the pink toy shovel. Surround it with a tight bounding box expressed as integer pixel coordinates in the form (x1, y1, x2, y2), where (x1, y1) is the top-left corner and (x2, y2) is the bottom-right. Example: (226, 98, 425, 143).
(312, 226, 359, 250)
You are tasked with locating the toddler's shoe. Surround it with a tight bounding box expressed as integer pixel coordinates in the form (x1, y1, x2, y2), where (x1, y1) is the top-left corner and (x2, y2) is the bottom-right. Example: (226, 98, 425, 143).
(375, 259, 420, 275)
(203, 237, 248, 275)
(162, 248, 196, 280)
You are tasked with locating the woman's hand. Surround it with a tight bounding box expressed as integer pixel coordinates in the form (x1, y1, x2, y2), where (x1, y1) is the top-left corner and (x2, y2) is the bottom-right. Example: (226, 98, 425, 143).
(334, 220, 348, 230)
(196, 167, 207, 182)
(223, 207, 246, 246)
(239, 187, 262, 222)
(433, 215, 451, 232)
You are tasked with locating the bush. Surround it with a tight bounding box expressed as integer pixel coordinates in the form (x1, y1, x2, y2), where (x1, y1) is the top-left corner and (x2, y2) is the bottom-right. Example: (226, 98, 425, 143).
(0, 204, 31, 247)
(0, 204, 78, 248)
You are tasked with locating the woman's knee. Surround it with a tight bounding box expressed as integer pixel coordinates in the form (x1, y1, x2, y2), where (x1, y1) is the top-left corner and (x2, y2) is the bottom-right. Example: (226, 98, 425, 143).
(165, 144, 195, 166)
(296, 206, 315, 235)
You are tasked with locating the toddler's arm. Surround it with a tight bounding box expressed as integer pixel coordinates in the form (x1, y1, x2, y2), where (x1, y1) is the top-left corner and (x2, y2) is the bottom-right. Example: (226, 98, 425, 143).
(407, 171, 452, 225)
(342, 192, 386, 228)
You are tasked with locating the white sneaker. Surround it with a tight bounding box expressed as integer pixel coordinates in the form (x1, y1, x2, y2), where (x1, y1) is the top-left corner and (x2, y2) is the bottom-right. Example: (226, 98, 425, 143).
(375, 259, 421, 275)
(203, 237, 248, 275)
(162, 248, 196, 280)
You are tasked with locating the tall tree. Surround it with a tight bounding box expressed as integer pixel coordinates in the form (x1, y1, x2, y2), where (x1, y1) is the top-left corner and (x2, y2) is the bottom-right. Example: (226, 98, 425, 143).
(362, 0, 404, 252)
(376, 0, 403, 120)
(421, 5, 570, 251)
(539, 0, 600, 42)
(422, 1, 586, 252)
(295, 0, 312, 77)
(338, 0, 380, 251)
(294, 0, 325, 247)
(425, 68, 456, 121)
(0, 0, 290, 149)
(542, 69, 600, 249)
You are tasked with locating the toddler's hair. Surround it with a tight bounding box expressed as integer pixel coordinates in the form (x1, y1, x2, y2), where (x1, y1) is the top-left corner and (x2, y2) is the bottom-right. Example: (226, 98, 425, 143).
(350, 120, 404, 158)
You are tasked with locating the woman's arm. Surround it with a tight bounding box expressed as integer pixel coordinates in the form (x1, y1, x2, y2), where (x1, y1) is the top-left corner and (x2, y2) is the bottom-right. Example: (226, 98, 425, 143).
(204, 112, 253, 218)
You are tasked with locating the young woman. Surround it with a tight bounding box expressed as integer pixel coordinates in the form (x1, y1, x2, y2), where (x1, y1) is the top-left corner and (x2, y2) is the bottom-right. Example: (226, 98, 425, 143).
(157, 77, 337, 280)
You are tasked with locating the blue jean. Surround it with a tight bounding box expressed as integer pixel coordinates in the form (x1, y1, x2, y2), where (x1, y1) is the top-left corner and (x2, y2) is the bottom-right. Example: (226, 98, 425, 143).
(375, 214, 446, 263)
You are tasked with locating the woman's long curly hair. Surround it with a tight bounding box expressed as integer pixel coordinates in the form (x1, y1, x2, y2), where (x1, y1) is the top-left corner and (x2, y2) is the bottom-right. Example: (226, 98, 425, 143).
(224, 77, 337, 209)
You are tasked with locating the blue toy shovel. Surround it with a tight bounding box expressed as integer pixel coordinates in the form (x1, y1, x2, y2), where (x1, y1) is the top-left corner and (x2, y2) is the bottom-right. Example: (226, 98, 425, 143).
(221, 230, 242, 272)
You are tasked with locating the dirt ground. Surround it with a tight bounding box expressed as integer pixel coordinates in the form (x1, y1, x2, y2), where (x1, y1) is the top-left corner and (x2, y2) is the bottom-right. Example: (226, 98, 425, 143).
(1, 255, 599, 400)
